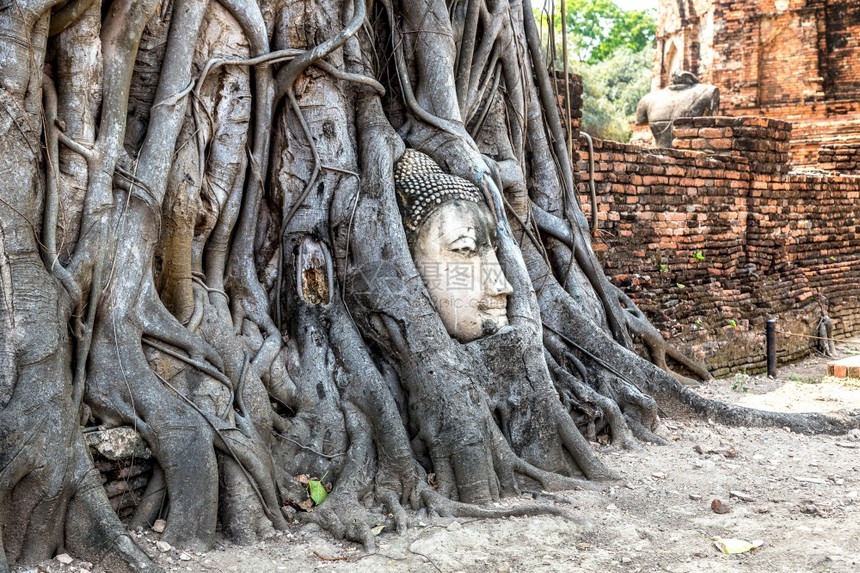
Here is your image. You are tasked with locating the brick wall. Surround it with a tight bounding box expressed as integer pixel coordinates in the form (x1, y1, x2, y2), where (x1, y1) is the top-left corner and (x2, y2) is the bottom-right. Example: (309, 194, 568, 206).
(554, 71, 583, 136)
(85, 427, 155, 518)
(818, 143, 860, 174)
(672, 116, 792, 173)
(575, 117, 860, 376)
(653, 0, 860, 167)
(823, 0, 860, 100)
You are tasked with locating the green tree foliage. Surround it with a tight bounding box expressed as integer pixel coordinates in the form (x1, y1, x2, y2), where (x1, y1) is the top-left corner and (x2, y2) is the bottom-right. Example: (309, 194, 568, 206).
(540, 1, 655, 141)
(576, 46, 653, 141)
(563, 0, 655, 64)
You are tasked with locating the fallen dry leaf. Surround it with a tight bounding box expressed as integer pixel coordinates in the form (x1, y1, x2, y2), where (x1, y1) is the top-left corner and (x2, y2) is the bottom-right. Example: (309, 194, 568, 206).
(712, 536, 763, 555)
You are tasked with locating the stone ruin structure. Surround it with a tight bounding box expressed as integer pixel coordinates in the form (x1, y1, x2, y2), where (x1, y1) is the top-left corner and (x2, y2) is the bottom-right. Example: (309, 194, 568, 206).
(636, 70, 720, 147)
(566, 69, 860, 378)
(653, 0, 860, 166)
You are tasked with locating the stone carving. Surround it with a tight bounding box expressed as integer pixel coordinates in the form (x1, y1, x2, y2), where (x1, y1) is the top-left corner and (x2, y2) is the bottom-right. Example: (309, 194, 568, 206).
(395, 150, 513, 343)
(636, 70, 720, 147)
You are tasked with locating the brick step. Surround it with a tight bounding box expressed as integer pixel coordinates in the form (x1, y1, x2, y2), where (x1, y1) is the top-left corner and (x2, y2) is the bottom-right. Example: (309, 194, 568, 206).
(827, 355, 860, 378)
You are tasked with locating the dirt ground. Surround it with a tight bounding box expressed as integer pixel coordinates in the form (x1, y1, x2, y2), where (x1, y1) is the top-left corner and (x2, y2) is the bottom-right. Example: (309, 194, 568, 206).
(29, 340, 860, 573)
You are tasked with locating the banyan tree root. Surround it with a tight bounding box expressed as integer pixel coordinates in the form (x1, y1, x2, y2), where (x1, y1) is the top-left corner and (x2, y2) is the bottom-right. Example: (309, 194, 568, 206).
(2, 0, 860, 569)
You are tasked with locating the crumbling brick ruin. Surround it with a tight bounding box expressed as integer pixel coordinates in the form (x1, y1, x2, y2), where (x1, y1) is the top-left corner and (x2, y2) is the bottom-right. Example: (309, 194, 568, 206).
(654, 0, 860, 166)
(578, 122, 860, 376)
(568, 71, 860, 375)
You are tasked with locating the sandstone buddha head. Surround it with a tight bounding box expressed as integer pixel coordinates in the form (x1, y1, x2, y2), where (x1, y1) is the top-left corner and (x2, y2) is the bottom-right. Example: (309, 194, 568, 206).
(394, 150, 512, 343)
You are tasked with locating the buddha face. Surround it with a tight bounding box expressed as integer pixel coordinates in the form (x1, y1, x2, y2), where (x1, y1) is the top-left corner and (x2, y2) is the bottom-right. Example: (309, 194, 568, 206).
(410, 200, 513, 342)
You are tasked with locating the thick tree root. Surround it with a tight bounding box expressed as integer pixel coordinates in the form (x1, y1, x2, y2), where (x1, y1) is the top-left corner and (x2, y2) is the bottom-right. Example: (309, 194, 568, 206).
(538, 270, 860, 436)
(614, 287, 712, 384)
(663, 383, 860, 435)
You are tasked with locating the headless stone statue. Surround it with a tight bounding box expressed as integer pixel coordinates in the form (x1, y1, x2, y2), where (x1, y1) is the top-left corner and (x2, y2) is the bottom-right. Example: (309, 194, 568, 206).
(636, 70, 720, 147)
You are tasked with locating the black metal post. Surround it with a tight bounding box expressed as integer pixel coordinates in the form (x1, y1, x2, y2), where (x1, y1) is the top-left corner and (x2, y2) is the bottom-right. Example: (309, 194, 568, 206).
(766, 319, 776, 379)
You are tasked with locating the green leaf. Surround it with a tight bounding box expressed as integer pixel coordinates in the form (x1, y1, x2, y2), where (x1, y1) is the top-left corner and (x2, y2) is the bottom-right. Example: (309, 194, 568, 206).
(370, 525, 385, 536)
(694, 251, 705, 261)
(560, 0, 656, 63)
(659, 264, 668, 273)
(308, 480, 328, 505)
(676, 283, 686, 289)
(712, 537, 763, 555)
(728, 319, 737, 328)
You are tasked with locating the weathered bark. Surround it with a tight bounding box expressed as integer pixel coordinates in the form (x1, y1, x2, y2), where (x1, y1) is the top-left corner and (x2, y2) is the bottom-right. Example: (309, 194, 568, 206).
(0, 4, 158, 572)
(1, 0, 858, 569)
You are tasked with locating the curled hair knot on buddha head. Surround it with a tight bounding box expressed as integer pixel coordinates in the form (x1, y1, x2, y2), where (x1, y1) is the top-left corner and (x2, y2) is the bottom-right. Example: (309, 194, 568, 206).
(394, 149, 485, 242)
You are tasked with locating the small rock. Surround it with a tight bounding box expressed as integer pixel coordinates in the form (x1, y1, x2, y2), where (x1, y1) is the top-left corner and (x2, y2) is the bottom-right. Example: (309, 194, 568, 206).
(280, 505, 297, 522)
(621, 557, 633, 564)
(652, 472, 666, 480)
(84, 427, 150, 460)
(711, 499, 730, 514)
(754, 505, 770, 514)
(447, 521, 462, 531)
(694, 444, 736, 458)
(152, 519, 167, 533)
(156, 540, 173, 553)
(606, 503, 618, 511)
(799, 502, 823, 515)
(56, 554, 74, 565)
(729, 490, 755, 502)
(847, 428, 860, 442)
(689, 494, 702, 501)
(179, 553, 191, 561)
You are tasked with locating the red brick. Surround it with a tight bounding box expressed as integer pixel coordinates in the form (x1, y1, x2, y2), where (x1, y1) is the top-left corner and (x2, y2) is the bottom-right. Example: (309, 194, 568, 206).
(698, 127, 723, 138)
